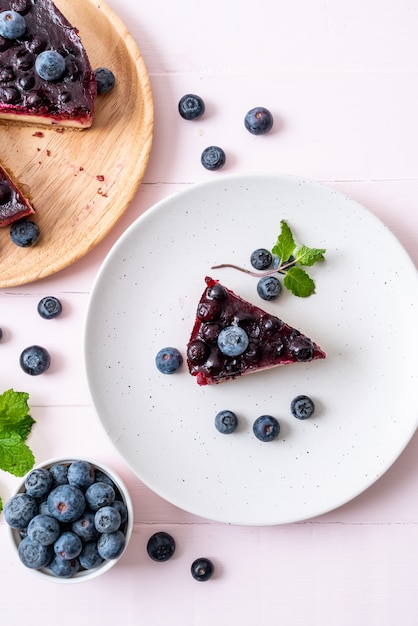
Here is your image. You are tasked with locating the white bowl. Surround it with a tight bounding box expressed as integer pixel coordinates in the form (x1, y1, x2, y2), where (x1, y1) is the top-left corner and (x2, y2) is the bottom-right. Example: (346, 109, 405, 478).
(6, 457, 133, 583)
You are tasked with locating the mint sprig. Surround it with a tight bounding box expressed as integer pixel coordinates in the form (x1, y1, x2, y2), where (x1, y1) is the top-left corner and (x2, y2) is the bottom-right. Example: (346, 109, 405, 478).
(0, 389, 36, 513)
(212, 220, 326, 298)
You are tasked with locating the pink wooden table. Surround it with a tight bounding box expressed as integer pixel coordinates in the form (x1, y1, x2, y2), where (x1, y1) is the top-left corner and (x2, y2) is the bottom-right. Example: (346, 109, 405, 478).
(1, 0, 418, 624)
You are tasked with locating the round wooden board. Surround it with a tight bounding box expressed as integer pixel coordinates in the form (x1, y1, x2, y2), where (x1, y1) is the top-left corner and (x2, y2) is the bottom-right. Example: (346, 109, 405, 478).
(0, 0, 153, 288)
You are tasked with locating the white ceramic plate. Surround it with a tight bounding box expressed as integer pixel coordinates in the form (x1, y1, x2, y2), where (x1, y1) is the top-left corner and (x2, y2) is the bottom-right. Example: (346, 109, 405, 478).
(85, 174, 418, 525)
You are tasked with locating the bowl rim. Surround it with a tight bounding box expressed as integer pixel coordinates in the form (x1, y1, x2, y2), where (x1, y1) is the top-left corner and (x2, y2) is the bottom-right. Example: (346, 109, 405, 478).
(7, 456, 134, 584)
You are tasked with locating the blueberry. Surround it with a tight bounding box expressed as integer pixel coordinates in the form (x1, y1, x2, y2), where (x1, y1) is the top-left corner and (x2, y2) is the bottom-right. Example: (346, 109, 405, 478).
(27, 514, 60, 546)
(49, 463, 69, 487)
(49, 555, 80, 578)
(187, 339, 209, 365)
(201, 145, 226, 170)
(289, 336, 314, 362)
(253, 415, 280, 442)
(217, 325, 249, 357)
(244, 106, 273, 135)
(4, 493, 38, 529)
(291, 395, 315, 420)
(71, 510, 100, 542)
(38, 500, 50, 515)
(0, 10, 26, 39)
(37, 296, 62, 319)
(215, 410, 238, 434)
(54, 531, 82, 560)
(94, 506, 121, 534)
(79, 541, 104, 569)
(178, 93, 205, 120)
(10, 219, 40, 247)
(155, 347, 183, 374)
(147, 531, 176, 562)
(94, 469, 116, 488)
(250, 248, 273, 270)
(191, 557, 214, 581)
(47, 484, 86, 523)
(257, 275, 282, 301)
(111, 500, 128, 526)
(67, 460, 95, 491)
(24, 468, 53, 498)
(35, 50, 66, 81)
(19, 345, 51, 375)
(0, 327, 3, 340)
(94, 67, 115, 94)
(18, 536, 53, 569)
(97, 530, 126, 559)
(85, 481, 115, 511)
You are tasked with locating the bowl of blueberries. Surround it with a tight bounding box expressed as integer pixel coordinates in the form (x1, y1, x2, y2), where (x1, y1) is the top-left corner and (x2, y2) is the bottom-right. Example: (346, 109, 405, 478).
(4, 457, 133, 582)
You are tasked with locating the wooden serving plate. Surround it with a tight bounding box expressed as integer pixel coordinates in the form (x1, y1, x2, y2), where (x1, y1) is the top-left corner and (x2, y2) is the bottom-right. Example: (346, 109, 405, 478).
(0, 0, 153, 288)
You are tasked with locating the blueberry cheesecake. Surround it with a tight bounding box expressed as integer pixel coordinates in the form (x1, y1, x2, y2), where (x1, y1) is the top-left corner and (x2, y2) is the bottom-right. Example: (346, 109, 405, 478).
(0, 0, 96, 128)
(187, 277, 326, 385)
(0, 162, 35, 226)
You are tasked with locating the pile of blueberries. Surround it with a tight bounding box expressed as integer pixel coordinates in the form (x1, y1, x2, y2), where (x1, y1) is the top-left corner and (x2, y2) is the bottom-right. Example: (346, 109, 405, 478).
(4, 460, 129, 578)
(178, 93, 274, 170)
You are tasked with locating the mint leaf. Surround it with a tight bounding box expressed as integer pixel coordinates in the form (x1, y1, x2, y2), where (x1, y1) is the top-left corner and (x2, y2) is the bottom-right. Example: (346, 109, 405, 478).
(0, 431, 35, 477)
(271, 220, 295, 263)
(295, 245, 326, 267)
(283, 266, 316, 297)
(0, 389, 36, 480)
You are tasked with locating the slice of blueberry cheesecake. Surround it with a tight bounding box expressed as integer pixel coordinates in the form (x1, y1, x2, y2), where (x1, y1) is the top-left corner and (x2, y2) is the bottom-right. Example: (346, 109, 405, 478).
(0, 162, 35, 226)
(0, 0, 96, 128)
(187, 276, 326, 385)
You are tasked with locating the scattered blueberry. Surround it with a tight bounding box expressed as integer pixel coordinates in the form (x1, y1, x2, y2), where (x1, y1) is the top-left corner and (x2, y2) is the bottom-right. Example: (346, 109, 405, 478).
(0, 10, 26, 39)
(4, 493, 38, 529)
(67, 460, 95, 492)
(18, 536, 53, 569)
(10, 219, 40, 247)
(291, 394, 315, 420)
(35, 50, 66, 81)
(85, 481, 115, 511)
(71, 510, 100, 542)
(97, 530, 126, 559)
(79, 541, 104, 570)
(37, 296, 63, 319)
(54, 531, 82, 560)
(178, 93, 205, 120)
(155, 346, 183, 374)
(215, 409, 238, 434)
(147, 531, 176, 562)
(94, 506, 121, 534)
(27, 514, 60, 546)
(19, 345, 51, 375)
(253, 415, 280, 442)
(24, 468, 53, 499)
(49, 555, 80, 578)
(257, 275, 282, 301)
(0, 328, 3, 341)
(250, 248, 273, 270)
(191, 557, 214, 581)
(201, 145, 226, 170)
(244, 106, 273, 135)
(47, 484, 86, 523)
(217, 325, 249, 357)
(94, 67, 115, 94)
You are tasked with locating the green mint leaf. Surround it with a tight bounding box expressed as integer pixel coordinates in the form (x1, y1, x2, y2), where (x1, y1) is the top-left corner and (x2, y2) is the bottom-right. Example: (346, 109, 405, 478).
(271, 220, 296, 263)
(283, 266, 316, 297)
(0, 389, 36, 480)
(0, 431, 35, 477)
(295, 245, 326, 267)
